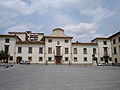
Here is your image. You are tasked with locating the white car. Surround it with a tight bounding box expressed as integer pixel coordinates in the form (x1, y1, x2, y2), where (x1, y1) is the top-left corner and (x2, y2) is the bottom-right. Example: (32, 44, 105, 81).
(20, 60, 30, 64)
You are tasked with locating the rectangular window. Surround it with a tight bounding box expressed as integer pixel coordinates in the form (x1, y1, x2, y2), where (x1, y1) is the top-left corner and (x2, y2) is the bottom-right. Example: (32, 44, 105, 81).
(9, 56, 13, 61)
(28, 57, 32, 61)
(115, 58, 117, 63)
(113, 39, 116, 44)
(74, 48, 77, 54)
(65, 40, 68, 43)
(48, 57, 52, 62)
(74, 57, 77, 62)
(4, 45, 9, 53)
(103, 47, 108, 55)
(48, 47, 52, 54)
(119, 45, 120, 54)
(48, 39, 52, 43)
(109, 57, 112, 61)
(119, 37, 120, 42)
(113, 47, 117, 54)
(83, 48, 87, 54)
(65, 48, 69, 54)
(28, 47, 32, 54)
(65, 57, 68, 62)
(39, 47, 43, 54)
(101, 57, 103, 61)
(84, 57, 87, 62)
(103, 41, 107, 45)
(93, 48, 96, 54)
(39, 57, 43, 62)
(18, 47, 22, 53)
(5, 38, 10, 43)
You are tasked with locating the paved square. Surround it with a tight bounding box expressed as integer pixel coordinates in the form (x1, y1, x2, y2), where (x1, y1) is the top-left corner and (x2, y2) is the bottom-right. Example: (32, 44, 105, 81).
(0, 65, 120, 90)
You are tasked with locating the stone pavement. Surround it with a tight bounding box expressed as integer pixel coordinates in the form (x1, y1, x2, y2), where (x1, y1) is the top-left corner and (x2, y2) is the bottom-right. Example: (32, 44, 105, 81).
(0, 64, 120, 90)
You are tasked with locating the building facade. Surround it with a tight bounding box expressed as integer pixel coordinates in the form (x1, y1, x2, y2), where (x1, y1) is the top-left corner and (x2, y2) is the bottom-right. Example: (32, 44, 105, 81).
(0, 28, 120, 65)
(108, 32, 120, 64)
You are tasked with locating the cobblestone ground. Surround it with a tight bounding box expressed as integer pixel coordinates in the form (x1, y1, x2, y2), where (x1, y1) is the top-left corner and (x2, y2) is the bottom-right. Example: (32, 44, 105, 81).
(0, 65, 120, 90)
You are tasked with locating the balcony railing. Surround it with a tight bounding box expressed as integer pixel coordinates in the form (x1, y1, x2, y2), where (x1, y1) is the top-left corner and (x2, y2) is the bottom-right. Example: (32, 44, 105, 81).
(103, 53, 109, 57)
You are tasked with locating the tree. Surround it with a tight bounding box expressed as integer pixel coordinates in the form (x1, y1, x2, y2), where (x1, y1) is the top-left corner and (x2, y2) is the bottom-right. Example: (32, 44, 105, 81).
(0, 50, 10, 63)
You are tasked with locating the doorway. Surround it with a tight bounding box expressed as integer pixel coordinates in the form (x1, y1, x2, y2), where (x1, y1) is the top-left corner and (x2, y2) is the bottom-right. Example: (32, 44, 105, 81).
(104, 57, 108, 63)
(16, 56, 22, 64)
(55, 56, 62, 65)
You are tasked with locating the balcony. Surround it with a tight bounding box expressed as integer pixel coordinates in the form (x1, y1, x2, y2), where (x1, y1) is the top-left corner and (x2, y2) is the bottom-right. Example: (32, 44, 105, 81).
(103, 53, 109, 58)
(55, 53, 62, 56)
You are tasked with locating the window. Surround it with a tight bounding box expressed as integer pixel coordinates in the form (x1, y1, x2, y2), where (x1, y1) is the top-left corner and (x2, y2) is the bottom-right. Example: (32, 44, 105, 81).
(119, 45, 120, 54)
(18, 47, 22, 53)
(93, 48, 96, 54)
(48, 57, 52, 62)
(4, 45, 9, 53)
(48, 47, 52, 54)
(103, 47, 108, 55)
(39, 57, 43, 62)
(83, 48, 87, 54)
(103, 41, 107, 45)
(65, 40, 68, 43)
(113, 47, 117, 54)
(115, 58, 117, 63)
(48, 39, 52, 43)
(74, 57, 77, 62)
(113, 39, 116, 44)
(101, 57, 103, 61)
(119, 37, 120, 42)
(65, 48, 69, 54)
(84, 57, 87, 62)
(5, 38, 10, 43)
(39, 47, 43, 54)
(28, 57, 32, 61)
(74, 48, 77, 54)
(65, 57, 68, 62)
(28, 47, 32, 54)
(9, 56, 13, 61)
(109, 57, 112, 61)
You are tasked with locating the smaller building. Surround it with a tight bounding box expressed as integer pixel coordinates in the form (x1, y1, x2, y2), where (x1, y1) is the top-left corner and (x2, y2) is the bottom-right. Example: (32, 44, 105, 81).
(91, 38, 112, 64)
(108, 31, 120, 64)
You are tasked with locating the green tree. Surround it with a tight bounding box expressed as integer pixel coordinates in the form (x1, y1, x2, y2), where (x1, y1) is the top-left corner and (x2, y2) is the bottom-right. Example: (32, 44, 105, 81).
(0, 50, 10, 63)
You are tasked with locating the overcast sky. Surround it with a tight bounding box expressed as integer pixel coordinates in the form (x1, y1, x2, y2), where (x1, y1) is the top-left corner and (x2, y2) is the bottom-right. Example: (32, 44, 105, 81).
(0, 0, 120, 42)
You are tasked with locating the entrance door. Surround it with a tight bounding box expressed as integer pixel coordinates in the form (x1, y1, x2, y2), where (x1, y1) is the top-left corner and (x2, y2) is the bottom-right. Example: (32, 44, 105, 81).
(16, 57, 22, 64)
(55, 56, 61, 65)
(104, 57, 108, 63)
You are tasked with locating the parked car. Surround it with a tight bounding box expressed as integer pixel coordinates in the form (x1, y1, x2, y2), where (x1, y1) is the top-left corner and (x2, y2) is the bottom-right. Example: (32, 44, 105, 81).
(20, 60, 30, 64)
(98, 63, 108, 66)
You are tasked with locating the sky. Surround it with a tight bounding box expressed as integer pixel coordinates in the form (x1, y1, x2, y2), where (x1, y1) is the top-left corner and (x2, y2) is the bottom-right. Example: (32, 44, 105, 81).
(0, 0, 120, 42)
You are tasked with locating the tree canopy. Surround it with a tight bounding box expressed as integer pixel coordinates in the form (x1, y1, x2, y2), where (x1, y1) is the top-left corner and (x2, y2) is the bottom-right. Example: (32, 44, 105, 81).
(0, 50, 10, 62)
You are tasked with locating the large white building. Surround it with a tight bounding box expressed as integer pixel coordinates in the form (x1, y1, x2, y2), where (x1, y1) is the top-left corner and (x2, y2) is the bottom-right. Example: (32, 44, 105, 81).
(0, 28, 120, 65)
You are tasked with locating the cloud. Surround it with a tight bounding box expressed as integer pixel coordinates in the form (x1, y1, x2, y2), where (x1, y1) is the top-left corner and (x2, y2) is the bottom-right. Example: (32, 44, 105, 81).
(0, 0, 33, 15)
(62, 22, 105, 42)
(6, 23, 43, 33)
(82, 7, 115, 22)
(0, 0, 119, 42)
(63, 22, 98, 33)
(66, 29, 104, 42)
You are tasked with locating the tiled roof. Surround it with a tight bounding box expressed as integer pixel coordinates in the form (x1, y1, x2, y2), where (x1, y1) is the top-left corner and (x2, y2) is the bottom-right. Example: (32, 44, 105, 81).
(72, 42, 98, 45)
(16, 41, 45, 44)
